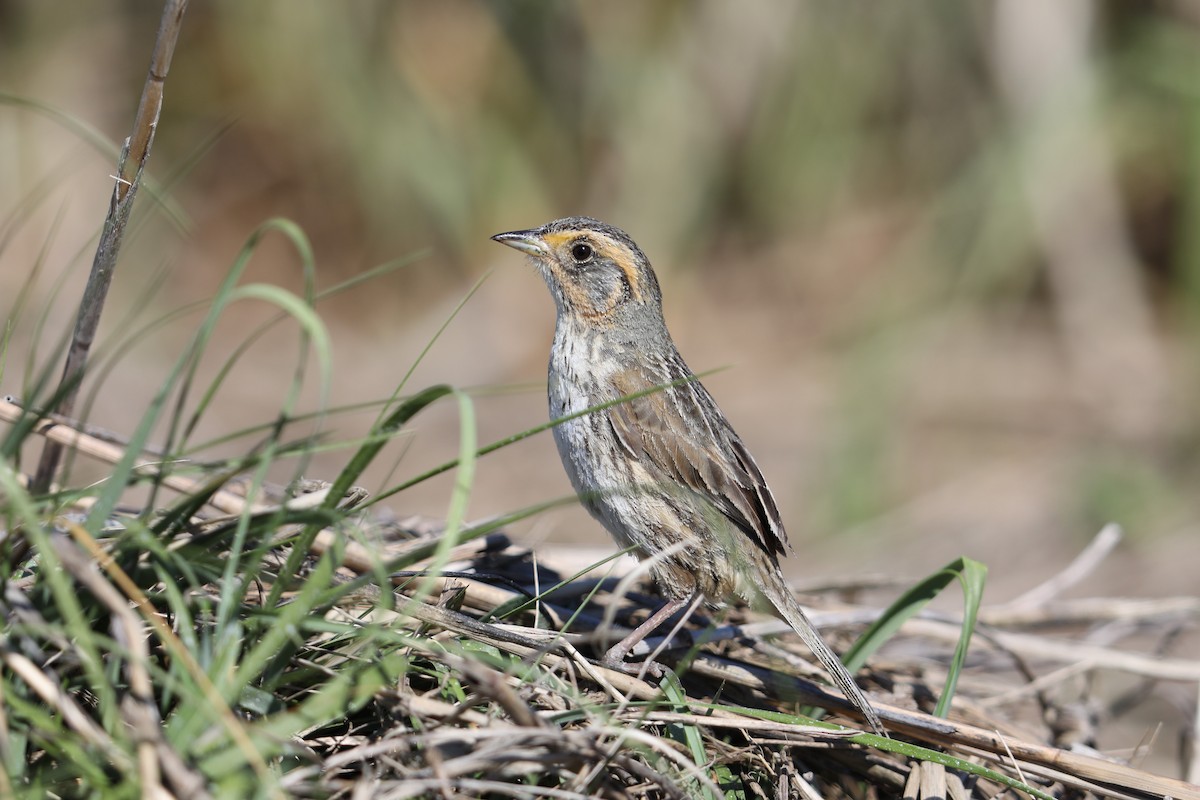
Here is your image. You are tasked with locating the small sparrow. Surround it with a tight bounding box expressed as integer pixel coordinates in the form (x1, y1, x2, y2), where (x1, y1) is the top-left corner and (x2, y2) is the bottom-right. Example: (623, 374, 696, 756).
(493, 217, 882, 734)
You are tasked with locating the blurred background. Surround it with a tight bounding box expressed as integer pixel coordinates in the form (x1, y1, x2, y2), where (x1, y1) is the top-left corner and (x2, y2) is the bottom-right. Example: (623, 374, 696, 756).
(1, 1, 1198, 606)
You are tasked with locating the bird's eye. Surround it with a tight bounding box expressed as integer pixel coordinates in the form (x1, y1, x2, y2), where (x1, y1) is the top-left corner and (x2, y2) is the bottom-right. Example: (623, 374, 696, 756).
(570, 242, 594, 263)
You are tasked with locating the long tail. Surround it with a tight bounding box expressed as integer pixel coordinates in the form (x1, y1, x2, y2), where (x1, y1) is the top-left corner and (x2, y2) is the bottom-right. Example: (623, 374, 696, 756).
(760, 573, 885, 736)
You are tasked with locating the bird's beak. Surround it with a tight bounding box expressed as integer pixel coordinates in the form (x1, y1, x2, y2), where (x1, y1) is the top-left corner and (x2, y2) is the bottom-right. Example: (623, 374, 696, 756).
(491, 229, 550, 258)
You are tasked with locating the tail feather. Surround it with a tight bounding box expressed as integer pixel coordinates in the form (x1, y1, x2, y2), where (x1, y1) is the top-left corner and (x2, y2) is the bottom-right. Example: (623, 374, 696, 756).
(760, 574, 885, 736)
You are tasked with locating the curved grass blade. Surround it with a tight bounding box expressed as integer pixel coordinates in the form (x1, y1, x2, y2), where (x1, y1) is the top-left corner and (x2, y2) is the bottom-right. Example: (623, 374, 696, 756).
(171, 219, 319, 453)
(208, 283, 332, 636)
(842, 556, 987, 718)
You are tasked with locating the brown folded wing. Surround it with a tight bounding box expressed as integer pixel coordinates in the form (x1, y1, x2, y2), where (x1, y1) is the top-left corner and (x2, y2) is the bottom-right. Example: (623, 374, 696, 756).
(606, 378, 789, 561)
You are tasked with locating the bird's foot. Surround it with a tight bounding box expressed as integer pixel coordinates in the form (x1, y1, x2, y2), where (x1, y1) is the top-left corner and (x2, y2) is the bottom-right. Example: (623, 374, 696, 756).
(600, 646, 665, 679)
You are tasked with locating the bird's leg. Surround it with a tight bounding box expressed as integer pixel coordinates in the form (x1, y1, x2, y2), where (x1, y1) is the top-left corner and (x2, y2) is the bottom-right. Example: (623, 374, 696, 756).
(601, 590, 700, 674)
(637, 592, 705, 681)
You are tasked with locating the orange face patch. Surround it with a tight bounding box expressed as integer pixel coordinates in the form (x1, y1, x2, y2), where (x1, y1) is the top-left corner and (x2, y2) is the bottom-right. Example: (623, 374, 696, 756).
(600, 236, 644, 304)
(541, 230, 644, 305)
(539, 230, 576, 252)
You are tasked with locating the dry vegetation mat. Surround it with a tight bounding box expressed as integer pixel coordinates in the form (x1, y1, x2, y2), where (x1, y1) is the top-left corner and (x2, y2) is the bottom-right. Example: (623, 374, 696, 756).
(1, 398, 1196, 799)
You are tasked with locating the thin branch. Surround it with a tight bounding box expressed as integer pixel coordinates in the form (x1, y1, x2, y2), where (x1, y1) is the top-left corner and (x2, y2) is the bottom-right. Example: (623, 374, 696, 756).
(31, 0, 189, 492)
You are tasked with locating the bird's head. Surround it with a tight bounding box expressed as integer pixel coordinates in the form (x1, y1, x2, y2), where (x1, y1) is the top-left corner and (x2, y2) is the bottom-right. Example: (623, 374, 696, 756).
(492, 217, 664, 329)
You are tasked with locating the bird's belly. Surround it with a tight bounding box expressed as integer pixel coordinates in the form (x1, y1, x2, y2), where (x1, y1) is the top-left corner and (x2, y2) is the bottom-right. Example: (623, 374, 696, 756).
(550, 383, 745, 601)
(547, 330, 749, 600)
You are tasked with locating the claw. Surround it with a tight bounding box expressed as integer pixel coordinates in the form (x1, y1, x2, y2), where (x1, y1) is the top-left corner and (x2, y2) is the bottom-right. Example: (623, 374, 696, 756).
(600, 652, 665, 680)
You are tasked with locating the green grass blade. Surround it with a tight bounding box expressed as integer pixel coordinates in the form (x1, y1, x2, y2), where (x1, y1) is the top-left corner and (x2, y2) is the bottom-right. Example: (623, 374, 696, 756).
(660, 671, 717, 800)
(934, 558, 986, 718)
(694, 702, 1053, 800)
(386, 271, 489, 407)
(841, 556, 987, 717)
(170, 219, 319, 454)
(0, 463, 120, 732)
(233, 545, 338, 694)
(370, 371, 713, 507)
(406, 388, 477, 607)
(264, 383, 454, 610)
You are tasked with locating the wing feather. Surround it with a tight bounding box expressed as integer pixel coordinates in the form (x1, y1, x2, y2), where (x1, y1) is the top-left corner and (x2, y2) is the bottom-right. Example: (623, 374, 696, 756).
(606, 372, 790, 559)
